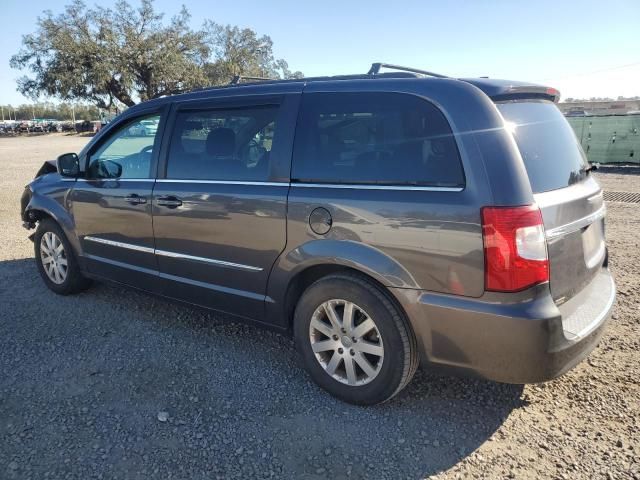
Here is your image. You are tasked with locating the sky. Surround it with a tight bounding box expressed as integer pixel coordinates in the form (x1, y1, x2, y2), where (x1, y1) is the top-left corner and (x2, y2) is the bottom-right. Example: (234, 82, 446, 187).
(1, 0, 638, 106)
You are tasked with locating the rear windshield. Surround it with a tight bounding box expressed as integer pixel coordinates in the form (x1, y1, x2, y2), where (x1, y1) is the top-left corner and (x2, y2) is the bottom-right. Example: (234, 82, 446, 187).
(497, 101, 588, 193)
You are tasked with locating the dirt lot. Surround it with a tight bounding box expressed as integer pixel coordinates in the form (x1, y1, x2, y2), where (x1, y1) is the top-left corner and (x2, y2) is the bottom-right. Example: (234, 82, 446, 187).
(0, 134, 638, 479)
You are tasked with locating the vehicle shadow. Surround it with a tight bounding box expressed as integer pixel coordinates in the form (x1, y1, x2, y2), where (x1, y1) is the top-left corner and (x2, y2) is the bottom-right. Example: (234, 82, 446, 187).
(0, 258, 524, 479)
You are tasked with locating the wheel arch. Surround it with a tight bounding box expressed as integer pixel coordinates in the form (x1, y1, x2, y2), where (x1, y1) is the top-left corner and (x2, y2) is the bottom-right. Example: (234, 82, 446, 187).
(24, 207, 54, 224)
(269, 265, 416, 336)
(266, 240, 421, 329)
(25, 192, 81, 256)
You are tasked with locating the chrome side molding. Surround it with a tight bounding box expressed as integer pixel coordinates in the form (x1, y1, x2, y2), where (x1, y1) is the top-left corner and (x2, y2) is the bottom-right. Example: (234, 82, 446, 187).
(154, 249, 262, 271)
(292, 183, 464, 192)
(155, 179, 287, 186)
(83, 236, 262, 272)
(84, 236, 155, 254)
(71, 178, 463, 191)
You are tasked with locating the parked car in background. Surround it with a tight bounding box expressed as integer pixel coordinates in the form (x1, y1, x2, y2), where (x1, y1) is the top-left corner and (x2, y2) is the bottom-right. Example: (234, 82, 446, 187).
(125, 123, 147, 136)
(17, 121, 32, 133)
(44, 121, 59, 132)
(140, 118, 159, 136)
(20, 63, 616, 405)
(125, 118, 159, 137)
(75, 120, 93, 133)
(4, 122, 19, 134)
(60, 121, 76, 132)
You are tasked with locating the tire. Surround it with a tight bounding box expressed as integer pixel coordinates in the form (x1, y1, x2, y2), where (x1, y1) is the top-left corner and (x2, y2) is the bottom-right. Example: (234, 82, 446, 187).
(294, 272, 418, 405)
(34, 219, 92, 295)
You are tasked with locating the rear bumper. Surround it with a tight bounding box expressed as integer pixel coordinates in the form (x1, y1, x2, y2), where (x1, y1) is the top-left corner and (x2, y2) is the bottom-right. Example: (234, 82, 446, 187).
(394, 268, 615, 383)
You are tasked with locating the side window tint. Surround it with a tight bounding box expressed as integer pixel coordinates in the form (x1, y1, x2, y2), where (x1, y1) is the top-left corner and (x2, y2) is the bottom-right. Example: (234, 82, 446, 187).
(166, 106, 279, 181)
(87, 115, 160, 179)
(292, 92, 464, 187)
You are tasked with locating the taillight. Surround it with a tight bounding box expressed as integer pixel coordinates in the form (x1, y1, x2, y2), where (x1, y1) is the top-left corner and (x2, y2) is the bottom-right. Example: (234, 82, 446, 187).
(481, 205, 549, 292)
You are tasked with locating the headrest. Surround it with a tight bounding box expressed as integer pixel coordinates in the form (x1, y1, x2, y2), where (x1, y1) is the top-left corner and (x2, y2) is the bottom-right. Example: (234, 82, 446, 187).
(206, 128, 235, 157)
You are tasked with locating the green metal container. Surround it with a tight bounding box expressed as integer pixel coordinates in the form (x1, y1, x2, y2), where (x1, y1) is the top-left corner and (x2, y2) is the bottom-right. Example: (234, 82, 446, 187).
(567, 115, 640, 165)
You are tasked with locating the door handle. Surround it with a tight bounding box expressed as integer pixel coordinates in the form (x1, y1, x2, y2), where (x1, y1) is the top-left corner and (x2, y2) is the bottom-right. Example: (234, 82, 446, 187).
(155, 196, 183, 208)
(125, 194, 147, 205)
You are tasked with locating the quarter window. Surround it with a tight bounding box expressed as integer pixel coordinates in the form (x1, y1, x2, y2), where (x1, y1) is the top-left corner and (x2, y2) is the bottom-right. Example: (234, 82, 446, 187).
(166, 106, 279, 181)
(87, 114, 160, 179)
(292, 92, 464, 187)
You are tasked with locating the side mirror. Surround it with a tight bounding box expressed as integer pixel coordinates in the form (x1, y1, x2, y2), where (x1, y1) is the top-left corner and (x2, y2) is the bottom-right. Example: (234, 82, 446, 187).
(99, 160, 123, 179)
(56, 153, 80, 177)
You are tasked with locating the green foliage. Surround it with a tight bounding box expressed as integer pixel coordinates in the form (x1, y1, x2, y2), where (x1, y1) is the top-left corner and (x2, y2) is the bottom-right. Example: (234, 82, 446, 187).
(1, 103, 100, 121)
(11, 0, 302, 108)
(204, 22, 304, 85)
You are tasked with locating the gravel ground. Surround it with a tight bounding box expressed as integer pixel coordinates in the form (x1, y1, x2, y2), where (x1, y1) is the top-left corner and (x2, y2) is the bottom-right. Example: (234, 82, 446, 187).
(0, 134, 638, 479)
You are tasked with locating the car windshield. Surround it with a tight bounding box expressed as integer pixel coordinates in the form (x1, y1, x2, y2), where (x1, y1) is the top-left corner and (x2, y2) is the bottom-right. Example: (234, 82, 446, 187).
(497, 100, 589, 193)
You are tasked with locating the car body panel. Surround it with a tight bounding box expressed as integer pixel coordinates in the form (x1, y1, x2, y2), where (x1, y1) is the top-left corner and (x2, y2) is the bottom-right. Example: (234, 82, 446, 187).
(282, 186, 484, 294)
(22, 175, 81, 254)
(391, 267, 614, 383)
(535, 175, 606, 303)
(152, 181, 288, 318)
(71, 178, 160, 291)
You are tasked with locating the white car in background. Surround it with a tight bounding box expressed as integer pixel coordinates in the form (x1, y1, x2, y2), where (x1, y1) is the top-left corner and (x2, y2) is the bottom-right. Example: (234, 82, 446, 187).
(127, 118, 159, 136)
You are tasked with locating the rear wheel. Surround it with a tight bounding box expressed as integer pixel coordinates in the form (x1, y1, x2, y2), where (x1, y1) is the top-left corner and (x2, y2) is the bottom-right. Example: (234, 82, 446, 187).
(34, 219, 92, 295)
(294, 273, 418, 405)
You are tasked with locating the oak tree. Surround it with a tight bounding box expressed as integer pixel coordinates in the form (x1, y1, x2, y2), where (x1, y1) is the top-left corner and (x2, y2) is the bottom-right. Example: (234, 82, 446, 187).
(11, 0, 301, 108)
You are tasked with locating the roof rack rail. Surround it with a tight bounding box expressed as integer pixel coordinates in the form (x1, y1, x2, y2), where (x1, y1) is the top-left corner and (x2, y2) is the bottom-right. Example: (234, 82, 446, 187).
(230, 75, 277, 85)
(367, 63, 449, 79)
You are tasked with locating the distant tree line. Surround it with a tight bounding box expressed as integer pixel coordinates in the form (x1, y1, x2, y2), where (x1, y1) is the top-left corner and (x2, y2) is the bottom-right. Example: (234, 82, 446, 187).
(1, 103, 100, 121)
(10, 0, 303, 110)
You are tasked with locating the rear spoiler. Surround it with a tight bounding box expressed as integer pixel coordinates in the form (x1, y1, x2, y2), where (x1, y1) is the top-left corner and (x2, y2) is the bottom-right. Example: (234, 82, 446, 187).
(460, 78, 561, 103)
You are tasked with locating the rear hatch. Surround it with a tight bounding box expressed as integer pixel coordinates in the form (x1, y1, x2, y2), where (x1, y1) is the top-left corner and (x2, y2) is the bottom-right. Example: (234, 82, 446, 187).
(496, 100, 606, 305)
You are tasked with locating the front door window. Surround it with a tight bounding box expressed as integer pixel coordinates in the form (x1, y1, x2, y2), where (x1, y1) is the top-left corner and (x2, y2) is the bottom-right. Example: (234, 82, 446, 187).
(87, 115, 161, 179)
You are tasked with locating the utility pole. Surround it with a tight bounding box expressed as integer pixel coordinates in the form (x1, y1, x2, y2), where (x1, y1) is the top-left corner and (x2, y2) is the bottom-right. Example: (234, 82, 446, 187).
(72, 104, 76, 124)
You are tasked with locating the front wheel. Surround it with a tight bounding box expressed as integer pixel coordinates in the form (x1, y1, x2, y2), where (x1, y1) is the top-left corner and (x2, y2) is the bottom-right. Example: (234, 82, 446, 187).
(34, 219, 92, 295)
(294, 273, 418, 405)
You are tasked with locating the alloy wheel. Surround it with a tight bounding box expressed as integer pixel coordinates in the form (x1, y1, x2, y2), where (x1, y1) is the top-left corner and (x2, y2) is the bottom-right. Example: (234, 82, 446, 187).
(40, 232, 68, 284)
(309, 299, 384, 386)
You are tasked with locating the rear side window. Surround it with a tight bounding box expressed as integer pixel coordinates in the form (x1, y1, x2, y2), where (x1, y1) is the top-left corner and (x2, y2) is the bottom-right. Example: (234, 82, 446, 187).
(292, 92, 464, 187)
(166, 106, 278, 181)
(497, 101, 588, 193)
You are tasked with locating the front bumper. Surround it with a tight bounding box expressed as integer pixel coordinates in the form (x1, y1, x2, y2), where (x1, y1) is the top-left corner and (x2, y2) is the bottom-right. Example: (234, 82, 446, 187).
(395, 268, 615, 384)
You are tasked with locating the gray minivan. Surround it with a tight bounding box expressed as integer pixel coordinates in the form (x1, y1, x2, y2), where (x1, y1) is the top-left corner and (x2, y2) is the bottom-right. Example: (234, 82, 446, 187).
(21, 64, 615, 405)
